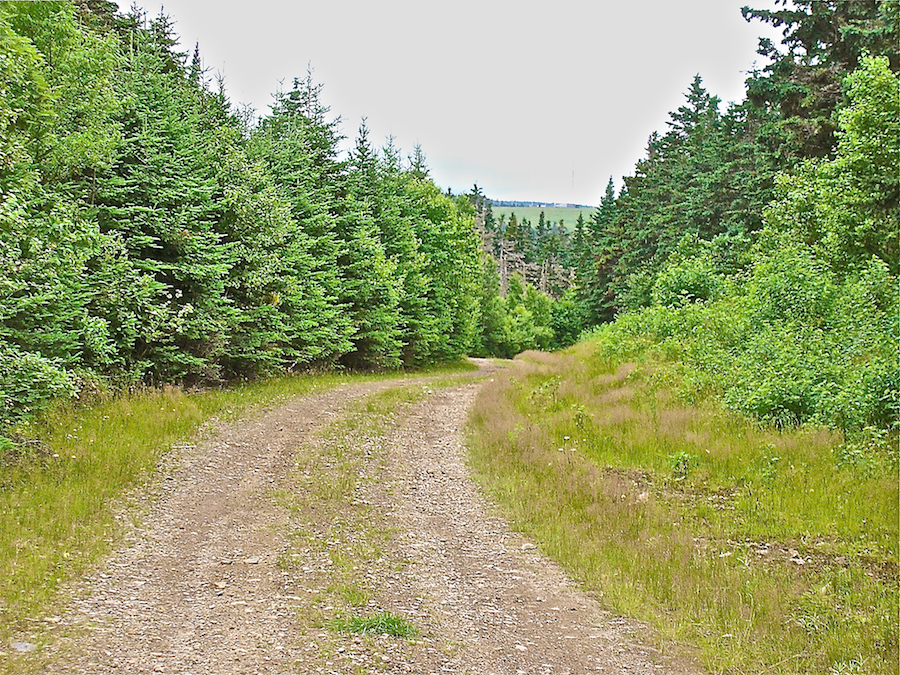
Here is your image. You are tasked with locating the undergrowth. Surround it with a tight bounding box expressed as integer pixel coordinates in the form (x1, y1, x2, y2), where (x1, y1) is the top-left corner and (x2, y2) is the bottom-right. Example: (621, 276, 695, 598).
(467, 345, 898, 674)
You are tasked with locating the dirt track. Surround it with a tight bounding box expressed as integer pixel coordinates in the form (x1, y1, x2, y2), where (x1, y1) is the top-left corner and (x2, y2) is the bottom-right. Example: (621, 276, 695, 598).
(37, 361, 700, 674)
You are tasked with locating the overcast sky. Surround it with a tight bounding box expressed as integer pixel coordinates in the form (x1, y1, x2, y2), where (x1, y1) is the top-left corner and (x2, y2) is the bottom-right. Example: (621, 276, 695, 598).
(147, 0, 782, 206)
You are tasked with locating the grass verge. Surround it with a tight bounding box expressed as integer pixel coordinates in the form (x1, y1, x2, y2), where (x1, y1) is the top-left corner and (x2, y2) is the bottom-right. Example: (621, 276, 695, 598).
(466, 344, 898, 674)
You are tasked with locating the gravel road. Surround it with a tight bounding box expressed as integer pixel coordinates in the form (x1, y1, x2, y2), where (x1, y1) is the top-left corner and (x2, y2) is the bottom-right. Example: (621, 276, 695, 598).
(34, 362, 700, 674)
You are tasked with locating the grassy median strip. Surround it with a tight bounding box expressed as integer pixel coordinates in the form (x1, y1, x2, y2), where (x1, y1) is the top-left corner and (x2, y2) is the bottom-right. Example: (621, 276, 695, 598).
(274, 382, 446, 665)
(467, 344, 897, 675)
(330, 613, 419, 638)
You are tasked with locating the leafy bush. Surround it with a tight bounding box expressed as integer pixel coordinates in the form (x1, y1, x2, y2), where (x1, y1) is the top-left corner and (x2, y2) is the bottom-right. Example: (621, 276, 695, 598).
(652, 252, 723, 308)
(0, 346, 76, 427)
(744, 235, 836, 324)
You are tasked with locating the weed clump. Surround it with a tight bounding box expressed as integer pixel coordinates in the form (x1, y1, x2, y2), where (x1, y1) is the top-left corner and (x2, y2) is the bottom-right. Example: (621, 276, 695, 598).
(330, 612, 418, 638)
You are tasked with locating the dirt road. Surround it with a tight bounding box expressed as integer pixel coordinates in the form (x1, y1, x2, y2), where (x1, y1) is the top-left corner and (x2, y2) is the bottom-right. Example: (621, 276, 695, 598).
(39, 362, 699, 674)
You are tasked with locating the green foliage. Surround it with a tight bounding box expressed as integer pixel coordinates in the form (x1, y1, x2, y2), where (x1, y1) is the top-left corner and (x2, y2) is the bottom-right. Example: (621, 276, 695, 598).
(248, 75, 356, 367)
(472, 272, 555, 358)
(549, 288, 586, 349)
(574, 3, 898, 326)
(0, 2, 488, 430)
(651, 237, 724, 308)
(0, 346, 76, 426)
(0, 2, 123, 428)
(215, 142, 336, 375)
(591, 251, 897, 433)
(667, 450, 699, 481)
(2, 0, 121, 182)
(583, 74, 775, 318)
(1, 0, 893, 432)
(741, 0, 898, 159)
(579, 54, 899, 436)
(92, 22, 237, 381)
(743, 234, 835, 323)
(766, 55, 899, 276)
(0, 195, 111, 370)
(404, 179, 482, 364)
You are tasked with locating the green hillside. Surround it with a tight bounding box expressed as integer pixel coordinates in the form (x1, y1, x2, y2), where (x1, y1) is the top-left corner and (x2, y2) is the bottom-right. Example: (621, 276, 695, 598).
(489, 205, 595, 228)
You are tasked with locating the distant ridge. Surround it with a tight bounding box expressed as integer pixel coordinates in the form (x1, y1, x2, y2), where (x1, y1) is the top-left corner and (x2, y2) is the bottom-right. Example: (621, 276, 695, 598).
(488, 199, 593, 209)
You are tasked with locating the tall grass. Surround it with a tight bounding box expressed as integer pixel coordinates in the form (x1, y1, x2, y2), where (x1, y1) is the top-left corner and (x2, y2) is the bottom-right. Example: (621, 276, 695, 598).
(467, 344, 898, 674)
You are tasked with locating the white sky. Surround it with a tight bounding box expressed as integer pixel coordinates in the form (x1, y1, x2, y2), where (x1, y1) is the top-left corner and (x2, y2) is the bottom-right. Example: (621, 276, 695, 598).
(147, 0, 782, 206)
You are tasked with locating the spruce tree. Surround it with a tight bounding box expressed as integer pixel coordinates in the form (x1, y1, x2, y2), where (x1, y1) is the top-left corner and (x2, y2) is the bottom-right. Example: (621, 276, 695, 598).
(742, 0, 899, 159)
(89, 11, 237, 381)
(408, 143, 429, 179)
(249, 73, 355, 365)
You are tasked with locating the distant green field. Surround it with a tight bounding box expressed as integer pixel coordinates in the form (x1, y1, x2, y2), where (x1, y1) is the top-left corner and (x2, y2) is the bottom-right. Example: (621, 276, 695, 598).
(488, 205, 596, 230)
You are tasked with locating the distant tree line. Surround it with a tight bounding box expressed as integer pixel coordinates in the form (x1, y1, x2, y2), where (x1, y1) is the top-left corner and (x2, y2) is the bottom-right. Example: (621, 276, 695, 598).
(487, 200, 590, 208)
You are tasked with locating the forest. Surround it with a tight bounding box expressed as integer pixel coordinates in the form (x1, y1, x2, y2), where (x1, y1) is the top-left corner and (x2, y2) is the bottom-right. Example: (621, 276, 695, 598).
(0, 0, 485, 438)
(0, 0, 897, 446)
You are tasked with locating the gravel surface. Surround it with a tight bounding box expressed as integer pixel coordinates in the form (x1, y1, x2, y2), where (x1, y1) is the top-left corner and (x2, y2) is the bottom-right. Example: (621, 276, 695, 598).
(30, 362, 701, 674)
(370, 379, 700, 674)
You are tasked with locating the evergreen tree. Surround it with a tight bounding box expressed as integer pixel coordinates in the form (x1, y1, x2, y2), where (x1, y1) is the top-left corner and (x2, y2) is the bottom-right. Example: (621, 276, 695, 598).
(188, 41, 201, 85)
(535, 210, 548, 258)
(520, 216, 535, 263)
(582, 177, 620, 324)
(599, 77, 741, 311)
(483, 201, 495, 232)
(408, 142, 429, 179)
(572, 212, 589, 284)
(215, 141, 335, 376)
(467, 182, 484, 210)
(89, 10, 239, 381)
(741, 0, 899, 160)
(249, 72, 355, 365)
(347, 122, 423, 366)
(411, 182, 481, 361)
(473, 253, 507, 357)
(505, 211, 521, 245)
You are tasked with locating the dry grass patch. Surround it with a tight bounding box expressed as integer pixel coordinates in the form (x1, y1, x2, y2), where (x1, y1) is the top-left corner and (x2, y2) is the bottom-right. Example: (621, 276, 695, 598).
(467, 347, 898, 674)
